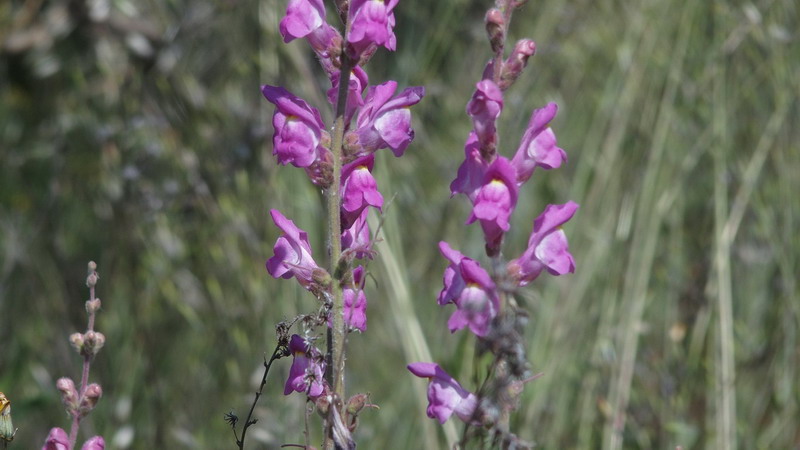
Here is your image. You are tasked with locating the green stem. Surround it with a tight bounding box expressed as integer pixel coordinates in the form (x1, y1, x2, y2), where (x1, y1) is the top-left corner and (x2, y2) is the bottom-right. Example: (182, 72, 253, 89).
(324, 53, 354, 449)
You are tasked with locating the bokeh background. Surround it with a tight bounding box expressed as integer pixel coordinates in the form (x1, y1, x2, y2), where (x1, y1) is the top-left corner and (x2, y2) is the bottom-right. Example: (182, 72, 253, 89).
(1, 0, 798, 448)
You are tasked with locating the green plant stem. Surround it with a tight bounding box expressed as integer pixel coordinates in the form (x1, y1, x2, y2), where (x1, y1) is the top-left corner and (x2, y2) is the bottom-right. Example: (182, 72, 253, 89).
(324, 53, 354, 449)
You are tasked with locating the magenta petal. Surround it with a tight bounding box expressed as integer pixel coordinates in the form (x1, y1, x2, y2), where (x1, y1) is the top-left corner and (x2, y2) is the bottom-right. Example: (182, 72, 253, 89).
(536, 229, 575, 275)
(529, 202, 579, 248)
(407, 362, 438, 378)
(511, 102, 567, 184)
(407, 362, 478, 424)
(450, 133, 487, 200)
(81, 436, 106, 450)
(279, 0, 326, 42)
(438, 241, 465, 265)
(42, 428, 69, 450)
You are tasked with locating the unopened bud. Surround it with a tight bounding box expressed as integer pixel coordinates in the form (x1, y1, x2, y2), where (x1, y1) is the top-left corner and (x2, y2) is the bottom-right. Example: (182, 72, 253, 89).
(78, 383, 103, 417)
(485, 8, 505, 53)
(70, 333, 85, 352)
(312, 268, 332, 289)
(82, 436, 106, 450)
(499, 39, 536, 90)
(86, 262, 99, 288)
(316, 395, 331, 416)
(86, 298, 102, 314)
(346, 393, 369, 417)
(56, 378, 79, 413)
(343, 131, 362, 157)
(82, 331, 106, 357)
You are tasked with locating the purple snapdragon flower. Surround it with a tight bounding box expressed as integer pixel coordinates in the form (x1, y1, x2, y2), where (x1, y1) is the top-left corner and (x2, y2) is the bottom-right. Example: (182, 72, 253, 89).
(450, 132, 488, 201)
(327, 66, 369, 126)
(347, 0, 399, 60)
(284, 334, 326, 398)
(466, 79, 503, 155)
(407, 362, 478, 424)
(507, 201, 578, 286)
(261, 85, 328, 168)
(341, 154, 383, 229)
(437, 241, 499, 337)
(279, 0, 326, 43)
(355, 81, 425, 157)
(342, 208, 372, 259)
(466, 157, 519, 254)
(42, 428, 69, 450)
(266, 209, 324, 290)
(81, 436, 105, 450)
(510, 102, 567, 185)
(329, 266, 368, 332)
(279, 0, 342, 74)
(42, 428, 104, 450)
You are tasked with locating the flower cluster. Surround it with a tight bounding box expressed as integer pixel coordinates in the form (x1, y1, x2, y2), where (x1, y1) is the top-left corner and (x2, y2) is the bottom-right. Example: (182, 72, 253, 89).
(408, 0, 578, 437)
(264, 0, 423, 406)
(284, 335, 326, 398)
(43, 262, 106, 449)
(42, 428, 104, 450)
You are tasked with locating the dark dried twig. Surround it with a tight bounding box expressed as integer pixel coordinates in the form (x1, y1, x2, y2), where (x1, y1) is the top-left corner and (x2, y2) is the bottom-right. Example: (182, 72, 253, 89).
(231, 326, 292, 450)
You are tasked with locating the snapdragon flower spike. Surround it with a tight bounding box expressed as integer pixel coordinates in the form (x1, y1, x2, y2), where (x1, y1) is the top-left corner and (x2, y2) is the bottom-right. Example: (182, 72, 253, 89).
(342, 208, 372, 259)
(340, 154, 383, 229)
(449, 132, 488, 201)
(262, 85, 327, 168)
(327, 66, 369, 126)
(284, 334, 326, 398)
(346, 0, 399, 61)
(466, 157, 519, 255)
(407, 362, 478, 424)
(437, 241, 499, 337)
(507, 201, 578, 286)
(329, 266, 368, 331)
(266, 209, 326, 291)
(355, 81, 425, 157)
(466, 79, 503, 157)
(510, 102, 567, 185)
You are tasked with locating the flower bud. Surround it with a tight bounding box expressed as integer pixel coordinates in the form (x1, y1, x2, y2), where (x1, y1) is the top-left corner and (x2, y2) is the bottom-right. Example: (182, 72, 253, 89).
(56, 378, 79, 413)
(86, 262, 99, 288)
(343, 131, 362, 157)
(499, 39, 536, 90)
(70, 333, 85, 353)
(78, 384, 103, 417)
(81, 435, 106, 450)
(85, 298, 102, 314)
(43, 427, 69, 450)
(316, 394, 331, 416)
(82, 331, 106, 357)
(345, 393, 369, 416)
(485, 8, 505, 53)
(312, 268, 333, 290)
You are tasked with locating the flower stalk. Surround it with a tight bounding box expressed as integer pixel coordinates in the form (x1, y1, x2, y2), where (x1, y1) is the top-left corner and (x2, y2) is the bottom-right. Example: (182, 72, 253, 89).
(328, 53, 354, 408)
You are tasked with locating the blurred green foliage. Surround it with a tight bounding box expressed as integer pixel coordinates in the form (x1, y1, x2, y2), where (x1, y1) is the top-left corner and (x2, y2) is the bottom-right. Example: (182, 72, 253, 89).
(1, 0, 798, 448)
